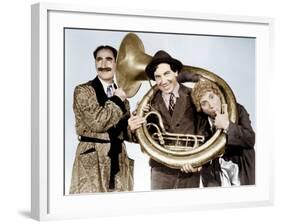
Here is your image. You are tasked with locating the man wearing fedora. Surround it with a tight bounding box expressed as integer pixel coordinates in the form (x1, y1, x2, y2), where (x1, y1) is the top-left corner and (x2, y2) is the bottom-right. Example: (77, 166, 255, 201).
(129, 50, 202, 189)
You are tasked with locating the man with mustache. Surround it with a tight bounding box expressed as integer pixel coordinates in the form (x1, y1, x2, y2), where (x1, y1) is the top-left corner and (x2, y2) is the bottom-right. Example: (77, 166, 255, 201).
(69, 45, 134, 193)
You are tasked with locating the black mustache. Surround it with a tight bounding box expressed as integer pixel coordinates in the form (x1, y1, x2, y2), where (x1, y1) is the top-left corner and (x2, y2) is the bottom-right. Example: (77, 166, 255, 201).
(98, 67, 112, 72)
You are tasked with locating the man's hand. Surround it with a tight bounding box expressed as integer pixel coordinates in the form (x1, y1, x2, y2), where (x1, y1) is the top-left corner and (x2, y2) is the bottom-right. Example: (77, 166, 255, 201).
(128, 114, 146, 132)
(214, 103, 230, 130)
(131, 103, 151, 116)
(142, 104, 151, 113)
(114, 88, 127, 101)
(181, 163, 202, 173)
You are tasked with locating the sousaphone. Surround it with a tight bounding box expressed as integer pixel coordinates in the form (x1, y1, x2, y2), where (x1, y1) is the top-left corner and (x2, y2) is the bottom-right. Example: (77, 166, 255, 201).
(116, 32, 237, 169)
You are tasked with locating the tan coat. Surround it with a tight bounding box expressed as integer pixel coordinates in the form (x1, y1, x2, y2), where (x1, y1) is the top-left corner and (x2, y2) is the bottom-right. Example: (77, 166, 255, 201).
(69, 78, 134, 194)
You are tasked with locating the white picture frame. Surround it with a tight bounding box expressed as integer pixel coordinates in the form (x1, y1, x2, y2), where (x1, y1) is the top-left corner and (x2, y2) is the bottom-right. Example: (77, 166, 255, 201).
(31, 2, 274, 221)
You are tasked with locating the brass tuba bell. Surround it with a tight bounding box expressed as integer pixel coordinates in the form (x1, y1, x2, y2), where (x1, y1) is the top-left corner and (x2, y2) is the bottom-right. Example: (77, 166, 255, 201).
(116, 33, 150, 98)
(116, 32, 238, 169)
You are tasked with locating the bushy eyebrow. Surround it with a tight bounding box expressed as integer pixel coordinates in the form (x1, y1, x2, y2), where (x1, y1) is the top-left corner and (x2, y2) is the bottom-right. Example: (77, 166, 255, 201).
(154, 73, 161, 78)
(154, 70, 171, 78)
(163, 70, 171, 75)
(96, 56, 114, 61)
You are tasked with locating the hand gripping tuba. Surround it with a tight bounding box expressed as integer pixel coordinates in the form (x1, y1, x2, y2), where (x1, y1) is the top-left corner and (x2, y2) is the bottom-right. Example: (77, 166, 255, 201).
(116, 33, 238, 169)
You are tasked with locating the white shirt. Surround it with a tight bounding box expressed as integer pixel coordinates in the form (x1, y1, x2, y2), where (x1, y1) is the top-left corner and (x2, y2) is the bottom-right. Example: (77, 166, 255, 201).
(98, 77, 115, 95)
(208, 116, 215, 132)
(208, 116, 240, 186)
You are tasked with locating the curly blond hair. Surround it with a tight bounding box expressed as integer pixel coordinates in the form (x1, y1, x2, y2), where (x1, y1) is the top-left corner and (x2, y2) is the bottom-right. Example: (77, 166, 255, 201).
(191, 80, 223, 112)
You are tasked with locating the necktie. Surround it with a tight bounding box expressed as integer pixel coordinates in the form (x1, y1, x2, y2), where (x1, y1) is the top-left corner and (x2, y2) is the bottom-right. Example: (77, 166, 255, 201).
(168, 92, 175, 115)
(106, 85, 113, 97)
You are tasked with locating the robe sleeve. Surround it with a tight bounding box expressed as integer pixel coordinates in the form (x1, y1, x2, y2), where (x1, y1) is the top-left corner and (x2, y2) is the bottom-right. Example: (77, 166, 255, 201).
(73, 85, 125, 133)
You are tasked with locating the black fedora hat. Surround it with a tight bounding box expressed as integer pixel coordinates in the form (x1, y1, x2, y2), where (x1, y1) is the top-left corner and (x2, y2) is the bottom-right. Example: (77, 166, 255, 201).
(145, 50, 183, 80)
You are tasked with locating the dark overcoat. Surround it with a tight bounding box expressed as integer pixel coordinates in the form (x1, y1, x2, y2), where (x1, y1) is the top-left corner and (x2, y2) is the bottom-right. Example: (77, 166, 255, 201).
(199, 103, 255, 185)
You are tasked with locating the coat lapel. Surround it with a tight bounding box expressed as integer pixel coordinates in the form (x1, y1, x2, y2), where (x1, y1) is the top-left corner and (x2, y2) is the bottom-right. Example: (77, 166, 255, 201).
(153, 91, 172, 123)
(171, 84, 190, 124)
(91, 77, 107, 106)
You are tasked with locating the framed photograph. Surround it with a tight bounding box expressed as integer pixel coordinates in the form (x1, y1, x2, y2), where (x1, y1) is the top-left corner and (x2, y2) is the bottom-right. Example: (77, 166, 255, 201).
(31, 2, 274, 221)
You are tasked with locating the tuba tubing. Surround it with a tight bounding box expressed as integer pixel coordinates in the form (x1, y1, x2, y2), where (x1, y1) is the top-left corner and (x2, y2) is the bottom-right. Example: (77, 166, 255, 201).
(136, 85, 230, 169)
(117, 33, 238, 169)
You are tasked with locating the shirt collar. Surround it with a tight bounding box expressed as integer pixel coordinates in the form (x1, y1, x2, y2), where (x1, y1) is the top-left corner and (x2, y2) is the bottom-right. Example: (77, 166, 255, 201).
(98, 76, 115, 93)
